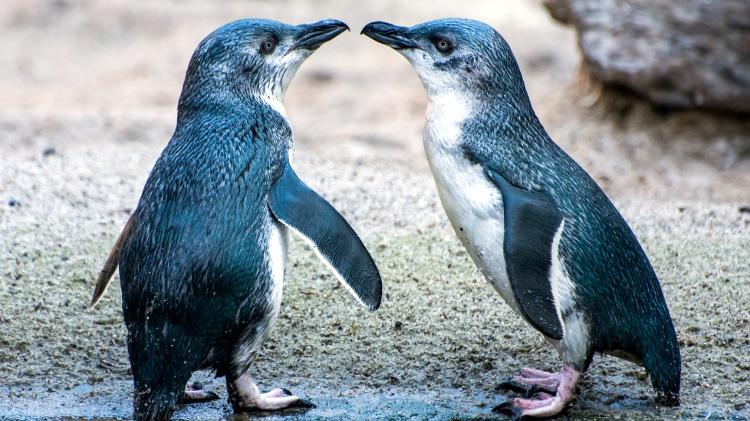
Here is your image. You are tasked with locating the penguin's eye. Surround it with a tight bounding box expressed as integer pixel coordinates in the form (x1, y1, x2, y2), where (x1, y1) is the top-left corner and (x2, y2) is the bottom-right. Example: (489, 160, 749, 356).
(260, 38, 277, 55)
(432, 37, 453, 54)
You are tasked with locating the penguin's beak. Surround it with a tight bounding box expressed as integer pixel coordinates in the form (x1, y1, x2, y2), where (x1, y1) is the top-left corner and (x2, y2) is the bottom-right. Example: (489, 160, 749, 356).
(361, 21, 418, 50)
(292, 19, 349, 51)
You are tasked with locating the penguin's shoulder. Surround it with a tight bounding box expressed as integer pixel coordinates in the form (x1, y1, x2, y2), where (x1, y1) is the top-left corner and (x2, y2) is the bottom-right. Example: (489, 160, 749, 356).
(151, 107, 288, 196)
(535, 146, 661, 288)
(122, 109, 283, 274)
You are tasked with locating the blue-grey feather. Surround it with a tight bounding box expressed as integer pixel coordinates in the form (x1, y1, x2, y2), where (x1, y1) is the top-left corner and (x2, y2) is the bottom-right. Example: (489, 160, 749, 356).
(415, 18, 680, 402)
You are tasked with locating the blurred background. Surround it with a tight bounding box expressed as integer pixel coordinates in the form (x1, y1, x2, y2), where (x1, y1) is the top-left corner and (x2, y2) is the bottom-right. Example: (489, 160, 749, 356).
(0, 1, 748, 420)
(2, 0, 749, 201)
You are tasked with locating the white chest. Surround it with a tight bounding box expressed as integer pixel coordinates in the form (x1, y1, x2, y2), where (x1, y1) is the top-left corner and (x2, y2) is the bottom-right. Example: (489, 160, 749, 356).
(423, 95, 589, 354)
(232, 220, 288, 367)
(267, 220, 289, 311)
(423, 98, 517, 311)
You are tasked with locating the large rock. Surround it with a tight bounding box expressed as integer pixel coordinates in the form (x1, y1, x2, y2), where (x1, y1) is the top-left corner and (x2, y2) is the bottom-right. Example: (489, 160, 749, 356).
(543, 0, 750, 113)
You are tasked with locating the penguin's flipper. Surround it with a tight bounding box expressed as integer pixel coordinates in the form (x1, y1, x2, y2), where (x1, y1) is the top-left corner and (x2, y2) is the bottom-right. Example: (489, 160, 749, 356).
(268, 162, 382, 310)
(485, 168, 564, 340)
(90, 214, 135, 308)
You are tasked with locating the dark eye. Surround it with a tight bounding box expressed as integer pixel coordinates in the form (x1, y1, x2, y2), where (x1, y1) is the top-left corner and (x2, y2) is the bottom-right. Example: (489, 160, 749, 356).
(433, 37, 453, 54)
(260, 38, 277, 55)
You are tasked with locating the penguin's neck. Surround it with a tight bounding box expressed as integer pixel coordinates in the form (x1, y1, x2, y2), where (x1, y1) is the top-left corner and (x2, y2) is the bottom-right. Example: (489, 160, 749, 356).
(424, 89, 476, 152)
(422, 88, 501, 224)
(256, 86, 288, 120)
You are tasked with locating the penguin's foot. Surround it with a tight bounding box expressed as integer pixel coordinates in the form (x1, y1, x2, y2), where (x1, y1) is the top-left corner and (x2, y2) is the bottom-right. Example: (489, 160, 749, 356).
(493, 365, 580, 418)
(179, 381, 219, 404)
(497, 367, 561, 397)
(227, 374, 315, 413)
(519, 367, 557, 379)
(499, 371, 560, 395)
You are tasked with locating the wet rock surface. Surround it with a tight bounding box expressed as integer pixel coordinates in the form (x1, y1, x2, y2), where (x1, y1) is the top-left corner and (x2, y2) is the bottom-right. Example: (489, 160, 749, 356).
(544, 0, 750, 113)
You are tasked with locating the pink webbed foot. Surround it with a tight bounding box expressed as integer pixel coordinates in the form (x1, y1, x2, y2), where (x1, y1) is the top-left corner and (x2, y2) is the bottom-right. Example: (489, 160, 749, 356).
(179, 381, 219, 404)
(227, 374, 315, 413)
(494, 365, 580, 419)
(498, 367, 561, 397)
(519, 367, 557, 379)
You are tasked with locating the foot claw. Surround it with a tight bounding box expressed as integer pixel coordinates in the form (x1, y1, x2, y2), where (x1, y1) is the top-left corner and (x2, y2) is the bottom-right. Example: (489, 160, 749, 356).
(492, 399, 525, 420)
(497, 379, 539, 397)
(492, 399, 513, 412)
(235, 397, 315, 413)
(291, 398, 316, 409)
(263, 388, 293, 398)
(497, 378, 525, 394)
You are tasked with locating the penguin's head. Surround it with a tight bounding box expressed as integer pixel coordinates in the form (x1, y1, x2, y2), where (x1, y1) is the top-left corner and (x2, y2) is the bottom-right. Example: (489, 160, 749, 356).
(362, 19, 528, 105)
(179, 18, 348, 108)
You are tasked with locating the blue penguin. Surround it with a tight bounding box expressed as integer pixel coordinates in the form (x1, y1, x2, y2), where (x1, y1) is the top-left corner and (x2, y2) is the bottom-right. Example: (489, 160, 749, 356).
(90, 18, 382, 421)
(363, 19, 680, 418)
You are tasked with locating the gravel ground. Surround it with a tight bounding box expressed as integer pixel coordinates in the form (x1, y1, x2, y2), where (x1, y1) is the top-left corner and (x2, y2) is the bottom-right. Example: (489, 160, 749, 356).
(1, 1, 749, 420)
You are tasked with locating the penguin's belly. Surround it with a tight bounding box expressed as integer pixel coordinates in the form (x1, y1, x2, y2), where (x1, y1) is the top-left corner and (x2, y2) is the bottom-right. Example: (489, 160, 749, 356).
(424, 147, 519, 313)
(232, 220, 288, 368)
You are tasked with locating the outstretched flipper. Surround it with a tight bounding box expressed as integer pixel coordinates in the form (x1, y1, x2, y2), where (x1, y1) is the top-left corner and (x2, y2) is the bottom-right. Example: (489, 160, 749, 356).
(90, 214, 135, 307)
(484, 168, 563, 340)
(268, 162, 382, 310)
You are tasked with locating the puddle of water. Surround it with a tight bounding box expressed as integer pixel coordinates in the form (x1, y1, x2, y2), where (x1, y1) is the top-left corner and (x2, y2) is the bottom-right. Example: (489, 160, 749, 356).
(1, 377, 747, 421)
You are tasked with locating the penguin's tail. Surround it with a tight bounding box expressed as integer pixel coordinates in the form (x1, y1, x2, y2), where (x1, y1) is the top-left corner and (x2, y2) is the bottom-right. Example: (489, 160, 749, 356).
(643, 319, 681, 406)
(90, 214, 134, 307)
(133, 384, 180, 421)
(130, 345, 187, 421)
(128, 321, 200, 421)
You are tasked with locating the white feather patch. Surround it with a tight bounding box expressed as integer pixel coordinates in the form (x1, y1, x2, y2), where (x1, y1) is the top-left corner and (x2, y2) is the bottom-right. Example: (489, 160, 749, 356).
(233, 221, 288, 368)
(268, 221, 288, 309)
(548, 220, 590, 366)
(422, 91, 517, 312)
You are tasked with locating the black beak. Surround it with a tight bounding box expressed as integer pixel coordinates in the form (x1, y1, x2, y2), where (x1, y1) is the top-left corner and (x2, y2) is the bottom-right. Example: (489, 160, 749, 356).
(293, 19, 349, 51)
(361, 21, 417, 50)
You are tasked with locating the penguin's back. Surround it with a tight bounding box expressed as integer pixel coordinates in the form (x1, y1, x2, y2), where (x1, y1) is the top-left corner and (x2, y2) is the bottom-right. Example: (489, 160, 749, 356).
(463, 112, 678, 363)
(119, 107, 291, 371)
(551, 157, 675, 356)
(514, 138, 677, 362)
(545, 147, 681, 396)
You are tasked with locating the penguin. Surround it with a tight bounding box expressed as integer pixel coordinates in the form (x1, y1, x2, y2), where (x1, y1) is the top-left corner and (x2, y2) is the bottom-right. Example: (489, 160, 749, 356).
(91, 18, 382, 421)
(362, 19, 680, 419)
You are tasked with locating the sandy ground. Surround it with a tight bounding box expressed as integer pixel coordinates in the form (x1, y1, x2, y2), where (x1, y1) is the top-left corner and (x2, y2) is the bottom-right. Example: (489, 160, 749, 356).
(1, 0, 749, 420)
